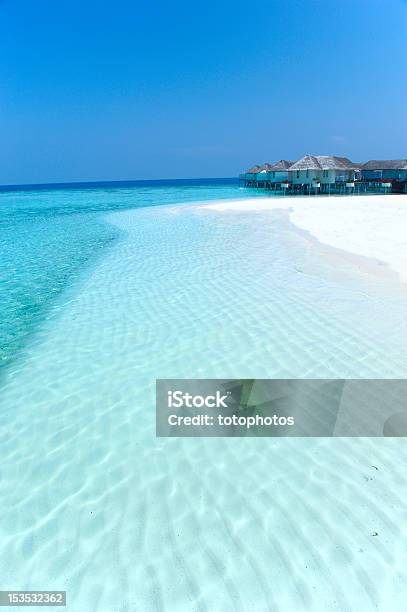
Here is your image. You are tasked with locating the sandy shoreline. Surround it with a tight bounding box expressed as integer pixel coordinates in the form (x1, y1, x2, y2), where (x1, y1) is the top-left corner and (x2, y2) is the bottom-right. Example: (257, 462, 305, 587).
(202, 194, 407, 283)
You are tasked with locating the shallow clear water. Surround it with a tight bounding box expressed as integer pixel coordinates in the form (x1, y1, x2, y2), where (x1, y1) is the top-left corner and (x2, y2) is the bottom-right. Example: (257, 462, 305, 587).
(1, 181, 407, 610)
(0, 179, 259, 372)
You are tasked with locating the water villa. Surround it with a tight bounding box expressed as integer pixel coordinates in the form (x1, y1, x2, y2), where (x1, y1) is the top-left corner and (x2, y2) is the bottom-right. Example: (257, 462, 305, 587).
(240, 155, 407, 194)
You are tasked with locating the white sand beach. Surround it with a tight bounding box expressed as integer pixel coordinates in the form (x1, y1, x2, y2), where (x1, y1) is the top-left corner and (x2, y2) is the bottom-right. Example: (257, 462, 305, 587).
(203, 194, 407, 283)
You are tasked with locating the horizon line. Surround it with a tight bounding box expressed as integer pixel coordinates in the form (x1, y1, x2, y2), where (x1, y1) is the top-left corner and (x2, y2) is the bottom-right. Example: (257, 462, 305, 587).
(0, 176, 238, 192)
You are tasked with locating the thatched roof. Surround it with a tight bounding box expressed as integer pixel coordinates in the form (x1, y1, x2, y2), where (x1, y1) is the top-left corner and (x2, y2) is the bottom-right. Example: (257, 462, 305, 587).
(258, 163, 274, 172)
(317, 156, 355, 170)
(246, 163, 277, 174)
(244, 156, 407, 175)
(289, 155, 355, 171)
(269, 160, 294, 171)
(245, 164, 263, 174)
(288, 155, 319, 170)
(362, 159, 407, 170)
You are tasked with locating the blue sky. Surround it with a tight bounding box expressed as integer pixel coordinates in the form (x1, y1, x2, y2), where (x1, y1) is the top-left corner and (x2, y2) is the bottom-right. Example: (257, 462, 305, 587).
(1, 0, 406, 184)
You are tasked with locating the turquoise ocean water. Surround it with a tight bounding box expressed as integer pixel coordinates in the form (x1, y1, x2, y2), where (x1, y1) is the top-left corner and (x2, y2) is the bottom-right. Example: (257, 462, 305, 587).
(1, 179, 407, 610)
(0, 179, 255, 372)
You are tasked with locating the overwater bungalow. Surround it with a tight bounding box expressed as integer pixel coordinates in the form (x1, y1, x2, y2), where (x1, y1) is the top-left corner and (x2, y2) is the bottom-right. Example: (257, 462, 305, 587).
(240, 154, 407, 194)
(288, 155, 357, 193)
(255, 163, 274, 184)
(242, 160, 296, 188)
(361, 160, 407, 181)
(253, 160, 293, 190)
(244, 165, 264, 186)
(266, 160, 294, 184)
